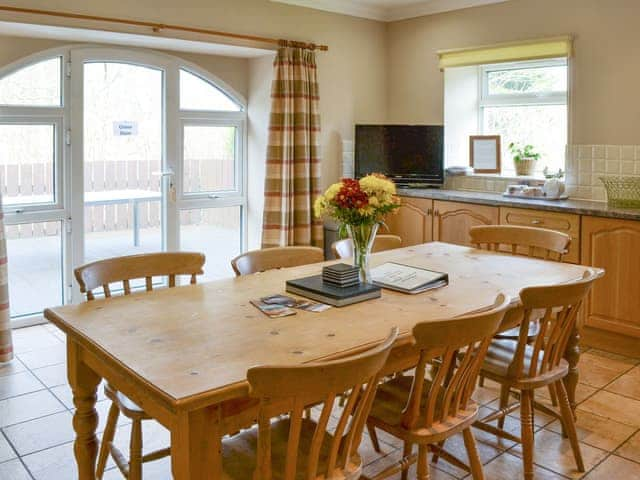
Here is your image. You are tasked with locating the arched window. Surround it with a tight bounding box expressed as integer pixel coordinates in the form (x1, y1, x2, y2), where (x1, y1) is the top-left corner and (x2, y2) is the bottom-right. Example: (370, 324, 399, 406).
(0, 47, 247, 324)
(179, 69, 242, 111)
(0, 56, 62, 107)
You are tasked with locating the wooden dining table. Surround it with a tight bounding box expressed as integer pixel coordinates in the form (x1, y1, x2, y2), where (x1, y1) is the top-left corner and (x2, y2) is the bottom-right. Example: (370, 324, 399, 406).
(44, 242, 603, 480)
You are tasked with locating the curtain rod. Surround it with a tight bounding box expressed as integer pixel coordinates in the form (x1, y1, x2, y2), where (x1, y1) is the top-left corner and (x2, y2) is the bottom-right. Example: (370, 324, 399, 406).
(0, 5, 329, 51)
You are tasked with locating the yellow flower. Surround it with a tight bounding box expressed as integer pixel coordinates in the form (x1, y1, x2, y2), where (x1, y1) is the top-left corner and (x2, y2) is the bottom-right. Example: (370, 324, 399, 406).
(368, 196, 379, 207)
(313, 196, 326, 218)
(324, 182, 342, 201)
(359, 174, 396, 195)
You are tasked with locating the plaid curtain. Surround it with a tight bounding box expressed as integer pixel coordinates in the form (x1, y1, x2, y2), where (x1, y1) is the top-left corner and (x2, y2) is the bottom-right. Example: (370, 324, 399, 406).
(0, 196, 12, 363)
(261, 45, 323, 248)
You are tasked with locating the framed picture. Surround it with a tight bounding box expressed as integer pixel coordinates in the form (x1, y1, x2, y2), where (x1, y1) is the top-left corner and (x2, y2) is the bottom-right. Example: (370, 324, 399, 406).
(469, 135, 501, 174)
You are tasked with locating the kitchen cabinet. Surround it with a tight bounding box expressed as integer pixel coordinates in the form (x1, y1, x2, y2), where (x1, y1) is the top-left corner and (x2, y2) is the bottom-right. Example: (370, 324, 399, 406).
(500, 207, 581, 263)
(581, 216, 640, 337)
(432, 200, 499, 246)
(385, 197, 433, 246)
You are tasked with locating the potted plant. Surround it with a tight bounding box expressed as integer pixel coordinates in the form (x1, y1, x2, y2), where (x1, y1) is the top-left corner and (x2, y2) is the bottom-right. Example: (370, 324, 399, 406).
(509, 143, 541, 176)
(314, 174, 400, 282)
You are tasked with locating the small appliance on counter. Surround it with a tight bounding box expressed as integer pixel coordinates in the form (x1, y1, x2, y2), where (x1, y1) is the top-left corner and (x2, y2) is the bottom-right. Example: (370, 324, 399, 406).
(445, 166, 474, 176)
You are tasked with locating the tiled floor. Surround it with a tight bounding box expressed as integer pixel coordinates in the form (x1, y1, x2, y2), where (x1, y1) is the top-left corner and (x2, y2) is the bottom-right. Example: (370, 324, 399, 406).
(1, 324, 640, 479)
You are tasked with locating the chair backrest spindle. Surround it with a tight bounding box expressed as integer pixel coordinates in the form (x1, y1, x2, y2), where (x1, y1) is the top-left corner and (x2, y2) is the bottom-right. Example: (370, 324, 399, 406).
(247, 328, 398, 480)
(74, 252, 205, 300)
(470, 225, 570, 262)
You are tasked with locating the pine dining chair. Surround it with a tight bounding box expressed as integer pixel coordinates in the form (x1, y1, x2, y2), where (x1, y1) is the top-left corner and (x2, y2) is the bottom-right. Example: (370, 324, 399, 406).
(365, 294, 511, 480)
(473, 270, 599, 480)
(469, 225, 573, 420)
(231, 246, 324, 276)
(74, 252, 205, 480)
(331, 234, 402, 259)
(221, 328, 399, 480)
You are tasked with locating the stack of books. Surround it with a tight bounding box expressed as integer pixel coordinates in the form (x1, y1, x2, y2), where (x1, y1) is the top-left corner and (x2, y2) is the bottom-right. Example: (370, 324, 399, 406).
(322, 263, 360, 288)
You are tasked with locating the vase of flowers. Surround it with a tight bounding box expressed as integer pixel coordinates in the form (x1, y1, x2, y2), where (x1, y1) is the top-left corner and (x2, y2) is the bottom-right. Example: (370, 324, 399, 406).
(314, 174, 400, 283)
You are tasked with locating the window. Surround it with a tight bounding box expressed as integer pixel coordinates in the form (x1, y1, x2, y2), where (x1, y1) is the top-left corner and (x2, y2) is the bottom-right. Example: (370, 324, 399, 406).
(480, 59, 568, 176)
(179, 69, 242, 111)
(0, 57, 62, 107)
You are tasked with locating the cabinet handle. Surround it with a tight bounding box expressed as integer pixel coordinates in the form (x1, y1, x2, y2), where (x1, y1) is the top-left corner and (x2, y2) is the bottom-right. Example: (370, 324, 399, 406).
(427, 208, 433, 216)
(531, 219, 543, 225)
(434, 209, 440, 217)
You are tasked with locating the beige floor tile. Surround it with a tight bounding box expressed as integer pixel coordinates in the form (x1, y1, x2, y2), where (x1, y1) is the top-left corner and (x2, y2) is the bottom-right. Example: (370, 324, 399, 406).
(583, 454, 640, 479)
(472, 378, 501, 406)
(579, 390, 640, 428)
(11, 326, 62, 354)
(605, 365, 640, 401)
(50, 382, 107, 409)
(0, 390, 66, 428)
(546, 410, 636, 452)
(615, 430, 640, 463)
(0, 371, 45, 400)
(3, 411, 74, 456)
(578, 350, 636, 389)
(537, 382, 598, 405)
(22, 442, 76, 480)
(0, 432, 17, 463)
(17, 344, 66, 370)
(362, 449, 459, 480)
(0, 458, 32, 480)
(480, 451, 566, 480)
(32, 364, 67, 389)
(510, 428, 608, 479)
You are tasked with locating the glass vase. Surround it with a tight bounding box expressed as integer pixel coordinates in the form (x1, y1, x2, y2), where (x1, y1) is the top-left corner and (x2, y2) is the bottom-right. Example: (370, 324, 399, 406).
(347, 223, 379, 283)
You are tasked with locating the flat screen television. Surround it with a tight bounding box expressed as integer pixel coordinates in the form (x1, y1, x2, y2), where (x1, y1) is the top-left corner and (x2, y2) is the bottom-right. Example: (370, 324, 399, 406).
(354, 125, 444, 187)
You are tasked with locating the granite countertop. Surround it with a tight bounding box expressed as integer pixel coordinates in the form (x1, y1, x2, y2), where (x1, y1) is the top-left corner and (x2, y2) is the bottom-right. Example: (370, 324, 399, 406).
(397, 188, 640, 221)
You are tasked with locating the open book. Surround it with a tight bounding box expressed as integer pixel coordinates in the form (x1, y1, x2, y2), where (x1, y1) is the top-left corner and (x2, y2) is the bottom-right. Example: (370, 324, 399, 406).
(371, 262, 448, 294)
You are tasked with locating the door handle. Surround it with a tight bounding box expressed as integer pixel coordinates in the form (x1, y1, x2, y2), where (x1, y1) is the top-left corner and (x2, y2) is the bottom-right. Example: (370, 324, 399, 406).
(152, 170, 175, 177)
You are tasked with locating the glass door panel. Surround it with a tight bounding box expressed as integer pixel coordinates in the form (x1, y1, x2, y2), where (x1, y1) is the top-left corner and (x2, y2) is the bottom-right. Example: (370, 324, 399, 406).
(183, 125, 237, 194)
(82, 62, 164, 264)
(0, 123, 57, 207)
(5, 221, 63, 317)
(179, 206, 241, 280)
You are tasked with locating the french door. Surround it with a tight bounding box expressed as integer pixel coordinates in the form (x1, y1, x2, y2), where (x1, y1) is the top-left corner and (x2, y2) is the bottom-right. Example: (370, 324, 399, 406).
(0, 47, 247, 323)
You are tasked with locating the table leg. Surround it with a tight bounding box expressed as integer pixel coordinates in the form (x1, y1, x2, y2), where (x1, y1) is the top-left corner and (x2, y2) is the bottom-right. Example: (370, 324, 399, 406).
(563, 325, 581, 415)
(67, 340, 101, 480)
(132, 200, 140, 247)
(171, 406, 222, 480)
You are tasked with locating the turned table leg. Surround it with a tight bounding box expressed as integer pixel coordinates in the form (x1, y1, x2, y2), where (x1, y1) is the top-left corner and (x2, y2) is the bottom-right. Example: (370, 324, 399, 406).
(67, 340, 102, 480)
(563, 325, 581, 415)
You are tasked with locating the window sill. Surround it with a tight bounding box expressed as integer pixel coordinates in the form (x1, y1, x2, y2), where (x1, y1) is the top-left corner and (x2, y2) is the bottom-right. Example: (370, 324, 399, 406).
(448, 173, 546, 183)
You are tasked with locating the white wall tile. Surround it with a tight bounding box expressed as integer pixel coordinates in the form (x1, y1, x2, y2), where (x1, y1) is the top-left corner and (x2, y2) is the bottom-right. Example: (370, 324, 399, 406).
(606, 160, 621, 174)
(593, 145, 606, 158)
(606, 146, 621, 160)
(621, 146, 635, 161)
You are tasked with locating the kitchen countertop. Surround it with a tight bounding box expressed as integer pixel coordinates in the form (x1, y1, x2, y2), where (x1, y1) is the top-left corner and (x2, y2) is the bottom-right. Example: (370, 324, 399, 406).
(397, 188, 640, 221)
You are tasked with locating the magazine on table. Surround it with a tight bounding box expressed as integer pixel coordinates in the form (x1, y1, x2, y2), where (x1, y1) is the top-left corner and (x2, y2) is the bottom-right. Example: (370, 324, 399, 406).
(370, 262, 448, 294)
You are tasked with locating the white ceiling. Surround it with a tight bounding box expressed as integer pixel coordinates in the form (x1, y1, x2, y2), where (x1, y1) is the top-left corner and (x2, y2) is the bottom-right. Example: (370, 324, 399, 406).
(272, 0, 511, 21)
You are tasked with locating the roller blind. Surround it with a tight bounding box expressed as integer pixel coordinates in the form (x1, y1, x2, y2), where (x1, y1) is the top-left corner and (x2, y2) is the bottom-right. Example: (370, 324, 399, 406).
(438, 36, 572, 70)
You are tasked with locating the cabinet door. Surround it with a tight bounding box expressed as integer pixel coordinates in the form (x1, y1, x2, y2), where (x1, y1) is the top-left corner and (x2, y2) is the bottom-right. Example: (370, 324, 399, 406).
(500, 207, 581, 263)
(581, 216, 640, 337)
(385, 197, 433, 246)
(433, 200, 499, 246)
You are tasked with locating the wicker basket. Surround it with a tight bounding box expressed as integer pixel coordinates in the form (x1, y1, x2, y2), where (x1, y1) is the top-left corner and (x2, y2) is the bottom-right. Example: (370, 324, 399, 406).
(514, 158, 537, 176)
(600, 176, 640, 208)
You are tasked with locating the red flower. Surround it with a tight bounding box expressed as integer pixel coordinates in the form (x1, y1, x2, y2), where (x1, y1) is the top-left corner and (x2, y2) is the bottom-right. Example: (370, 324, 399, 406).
(334, 179, 369, 210)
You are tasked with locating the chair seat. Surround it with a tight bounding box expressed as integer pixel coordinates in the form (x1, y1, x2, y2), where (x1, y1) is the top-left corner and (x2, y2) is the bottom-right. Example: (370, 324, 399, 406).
(481, 339, 568, 387)
(368, 375, 478, 443)
(221, 417, 362, 480)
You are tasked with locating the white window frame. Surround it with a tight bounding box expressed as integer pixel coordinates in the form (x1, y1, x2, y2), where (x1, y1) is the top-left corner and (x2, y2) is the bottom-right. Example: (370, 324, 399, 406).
(0, 45, 249, 323)
(478, 58, 569, 174)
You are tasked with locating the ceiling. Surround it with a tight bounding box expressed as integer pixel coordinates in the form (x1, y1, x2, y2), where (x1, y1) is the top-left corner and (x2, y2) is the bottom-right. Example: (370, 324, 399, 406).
(272, 0, 510, 21)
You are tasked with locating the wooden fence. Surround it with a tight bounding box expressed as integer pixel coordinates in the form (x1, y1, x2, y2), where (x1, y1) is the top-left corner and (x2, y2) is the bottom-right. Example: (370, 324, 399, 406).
(2, 157, 237, 240)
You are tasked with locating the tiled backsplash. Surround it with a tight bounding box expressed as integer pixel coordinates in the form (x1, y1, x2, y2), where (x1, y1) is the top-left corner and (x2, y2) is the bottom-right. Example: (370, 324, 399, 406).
(446, 144, 640, 202)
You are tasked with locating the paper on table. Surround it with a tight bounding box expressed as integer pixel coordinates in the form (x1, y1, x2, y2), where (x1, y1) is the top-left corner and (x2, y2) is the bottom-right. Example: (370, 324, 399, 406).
(371, 263, 446, 291)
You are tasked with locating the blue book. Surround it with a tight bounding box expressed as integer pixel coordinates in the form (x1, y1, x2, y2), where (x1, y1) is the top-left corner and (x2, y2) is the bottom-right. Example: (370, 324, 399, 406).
(286, 275, 381, 307)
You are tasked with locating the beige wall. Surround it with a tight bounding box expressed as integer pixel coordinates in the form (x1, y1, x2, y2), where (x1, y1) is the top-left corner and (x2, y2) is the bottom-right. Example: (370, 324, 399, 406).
(387, 0, 640, 145)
